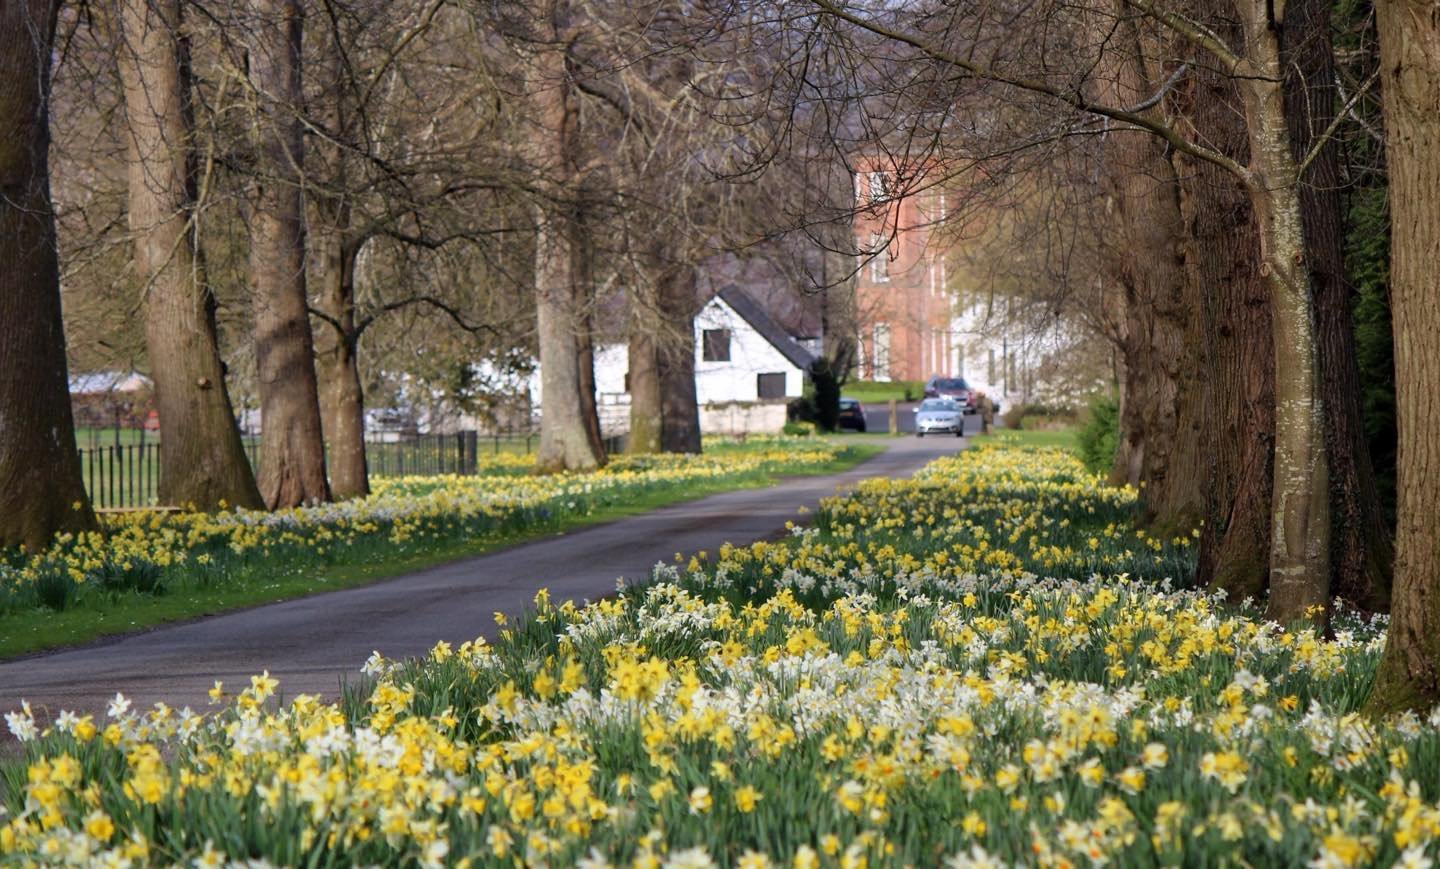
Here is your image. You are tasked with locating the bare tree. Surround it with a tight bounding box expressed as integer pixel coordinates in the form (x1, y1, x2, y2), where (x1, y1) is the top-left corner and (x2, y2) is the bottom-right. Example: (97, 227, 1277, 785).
(0, 0, 97, 551)
(526, 0, 605, 472)
(246, 0, 332, 506)
(117, 0, 264, 511)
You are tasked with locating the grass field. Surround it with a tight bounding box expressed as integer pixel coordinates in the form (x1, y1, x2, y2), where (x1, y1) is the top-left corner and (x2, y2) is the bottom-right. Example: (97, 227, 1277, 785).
(982, 425, 1080, 451)
(840, 379, 925, 403)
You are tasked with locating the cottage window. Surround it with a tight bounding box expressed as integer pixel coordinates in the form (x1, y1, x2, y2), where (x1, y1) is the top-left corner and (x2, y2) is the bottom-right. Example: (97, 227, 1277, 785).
(757, 372, 787, 399)
(702, 329, 731, 362)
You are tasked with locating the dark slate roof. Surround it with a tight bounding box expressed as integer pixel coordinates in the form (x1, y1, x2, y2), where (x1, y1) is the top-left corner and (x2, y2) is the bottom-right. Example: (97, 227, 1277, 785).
(716, 285, 817, 370)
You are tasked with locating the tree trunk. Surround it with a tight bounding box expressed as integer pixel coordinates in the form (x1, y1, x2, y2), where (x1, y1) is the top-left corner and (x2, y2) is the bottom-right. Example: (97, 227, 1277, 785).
(309, 19, 368, 500)
(627, 284, 664, 454)
(1280, 0, 1393, 612)
(1099, 12, 1203, 522)
(248, 0, 330, 507)
(1177, 37, 1275, 603)
(534, 207, 604, 472)
(659, 265, 701, 453)
(577, 313, 606, 454)
(0, 0, 96, 551)
(530, 10, 603, 473)
(313, 231, 368, 499)
(1365, 0, 1440, 715)
(1233, 0, 1332, 626)
(117, 0, 262, 512)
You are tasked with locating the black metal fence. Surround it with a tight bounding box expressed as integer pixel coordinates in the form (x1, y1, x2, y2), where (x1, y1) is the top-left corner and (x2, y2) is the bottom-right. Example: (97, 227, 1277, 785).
(79, 430, 538, 510)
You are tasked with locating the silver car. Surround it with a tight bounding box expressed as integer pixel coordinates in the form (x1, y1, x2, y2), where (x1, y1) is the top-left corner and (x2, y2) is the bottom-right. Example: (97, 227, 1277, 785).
(915, 398, 965, 437)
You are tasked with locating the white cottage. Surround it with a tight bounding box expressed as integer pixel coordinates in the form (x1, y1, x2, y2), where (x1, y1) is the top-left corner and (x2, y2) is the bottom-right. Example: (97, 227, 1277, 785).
(586, 286, 815, 434)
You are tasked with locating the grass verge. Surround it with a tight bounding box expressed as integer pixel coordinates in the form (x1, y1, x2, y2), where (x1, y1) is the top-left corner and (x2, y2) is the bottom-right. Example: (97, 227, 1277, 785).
(980, 425, 1080, 452)
(0, 441, 883, 660)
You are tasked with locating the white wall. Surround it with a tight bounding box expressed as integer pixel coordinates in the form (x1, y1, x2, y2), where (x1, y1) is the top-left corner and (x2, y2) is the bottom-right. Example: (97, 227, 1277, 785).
(693, 296, 806, 402)
(587, 295, 807, 408)
(700, 402, 788, 435)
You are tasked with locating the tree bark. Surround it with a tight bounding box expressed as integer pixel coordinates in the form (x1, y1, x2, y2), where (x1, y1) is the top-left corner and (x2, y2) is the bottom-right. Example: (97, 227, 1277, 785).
(1176, 32, 1275, 604)
(530, 7, 604, 473)
(1366, 0, 1440, 715)
(534, 205, 604, 471)
(627, 284, 664, 454)
(1096, 12, 1203, 522)
(308, 26, 368, 500)
(117, 0, 262, 512)
(1280, 0, 1393, 612)
(313, 230, 368, 499)
(0, 0, 96, 552)
(659, 265, 701, 454)
(1232, 0, 1332, 625)
(248, 0, 331, 507)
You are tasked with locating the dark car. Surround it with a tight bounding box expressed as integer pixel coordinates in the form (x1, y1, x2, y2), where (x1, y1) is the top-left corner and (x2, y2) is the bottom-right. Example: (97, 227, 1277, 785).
(923, 376, 977, 414)
(837, 397, 867, 432)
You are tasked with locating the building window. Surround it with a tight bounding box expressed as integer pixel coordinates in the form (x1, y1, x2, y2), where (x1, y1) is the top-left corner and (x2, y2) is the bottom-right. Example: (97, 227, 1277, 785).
(867, 170, 888, 204)
(756, 372, 786, 399)
(702, 329, 731, 362)
(867, 232, 889, 284)
(873, 323, 891, 381)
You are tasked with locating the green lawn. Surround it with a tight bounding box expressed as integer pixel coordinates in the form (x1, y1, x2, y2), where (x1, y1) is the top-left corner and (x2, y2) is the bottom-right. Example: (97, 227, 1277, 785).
(980, 426, 1080, 451)
(0, 440, 883, 659)
(840, 379, 925, 403)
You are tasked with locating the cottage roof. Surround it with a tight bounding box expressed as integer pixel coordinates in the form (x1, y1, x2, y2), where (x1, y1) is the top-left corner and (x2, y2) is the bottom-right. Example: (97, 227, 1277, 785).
(715, 286, 816, 370)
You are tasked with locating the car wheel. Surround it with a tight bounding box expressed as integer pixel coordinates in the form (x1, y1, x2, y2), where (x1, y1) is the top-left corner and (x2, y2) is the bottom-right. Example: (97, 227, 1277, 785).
(917, 431, 925, 438)
(858, 423, 866, 433)
(955, 430, 963, 437)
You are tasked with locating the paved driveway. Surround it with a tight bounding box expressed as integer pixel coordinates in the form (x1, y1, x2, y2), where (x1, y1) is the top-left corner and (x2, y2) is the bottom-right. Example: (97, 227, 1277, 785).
(1, 436, 967, 721)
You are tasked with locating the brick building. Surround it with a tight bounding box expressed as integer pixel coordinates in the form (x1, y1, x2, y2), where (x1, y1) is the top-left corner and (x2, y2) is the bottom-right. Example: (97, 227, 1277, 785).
(851, 162, 958, 382)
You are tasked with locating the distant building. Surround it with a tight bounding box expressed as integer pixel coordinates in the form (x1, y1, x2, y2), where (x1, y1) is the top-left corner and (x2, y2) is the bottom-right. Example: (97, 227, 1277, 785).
(68, 371, 154, 430)
(851, 160, 958, 382)
(527, 286, 815, 435)
(593, 286, 814, 429)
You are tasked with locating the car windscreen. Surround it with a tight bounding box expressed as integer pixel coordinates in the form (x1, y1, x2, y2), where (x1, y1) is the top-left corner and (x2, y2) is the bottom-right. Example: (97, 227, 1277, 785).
(935, 379, 968, 390)
(919, 400, 957, 411)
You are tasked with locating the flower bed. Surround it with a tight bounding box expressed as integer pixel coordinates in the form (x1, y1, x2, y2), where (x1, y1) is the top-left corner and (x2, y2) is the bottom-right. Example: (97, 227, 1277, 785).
(5, 444, 1434, 868)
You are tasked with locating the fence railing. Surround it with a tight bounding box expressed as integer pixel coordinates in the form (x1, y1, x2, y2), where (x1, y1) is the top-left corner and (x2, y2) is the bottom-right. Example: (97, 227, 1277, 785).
(79, 430, 538, 510)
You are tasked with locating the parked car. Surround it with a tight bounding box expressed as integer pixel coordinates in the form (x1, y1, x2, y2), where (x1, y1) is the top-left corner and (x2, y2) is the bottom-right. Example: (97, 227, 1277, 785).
(837, 397, 867, 432)
(923, 376, 977, 414)
(914, 398, 965, 437)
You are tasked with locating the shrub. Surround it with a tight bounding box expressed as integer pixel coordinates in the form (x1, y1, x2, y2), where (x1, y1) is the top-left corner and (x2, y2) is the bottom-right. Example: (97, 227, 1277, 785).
(34, 568, 74, 612)
(1076, 391, 1121, 475)
(95, 560, 166, 597)
(808, 358, 841, 432)
(782, 421, 814, 437)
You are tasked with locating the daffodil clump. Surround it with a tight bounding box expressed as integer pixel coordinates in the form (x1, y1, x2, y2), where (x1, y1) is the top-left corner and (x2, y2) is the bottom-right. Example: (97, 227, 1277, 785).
(6, 444, 1437, 868)
(0, 437, 846, 618)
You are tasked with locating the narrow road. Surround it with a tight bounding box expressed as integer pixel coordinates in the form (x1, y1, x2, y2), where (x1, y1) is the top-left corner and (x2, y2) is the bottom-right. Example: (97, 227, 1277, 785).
(861, 402, 978, 435)
(1, 436, 966, 720)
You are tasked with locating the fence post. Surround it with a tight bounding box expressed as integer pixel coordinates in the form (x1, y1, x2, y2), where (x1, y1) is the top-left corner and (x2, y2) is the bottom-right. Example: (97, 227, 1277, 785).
(888, 399, 898, 437)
